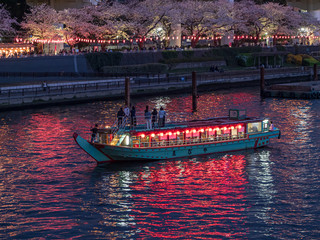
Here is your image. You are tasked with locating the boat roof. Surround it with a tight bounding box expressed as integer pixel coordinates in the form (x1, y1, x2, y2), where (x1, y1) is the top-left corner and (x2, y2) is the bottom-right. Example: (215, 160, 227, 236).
(120, 116, 268, 134)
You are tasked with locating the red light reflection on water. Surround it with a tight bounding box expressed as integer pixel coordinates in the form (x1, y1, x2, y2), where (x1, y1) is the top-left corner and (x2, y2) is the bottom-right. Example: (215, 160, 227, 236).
(133, 91, 257, 123)
(129, 155, 249, 239)
(0, 112, 94, 235)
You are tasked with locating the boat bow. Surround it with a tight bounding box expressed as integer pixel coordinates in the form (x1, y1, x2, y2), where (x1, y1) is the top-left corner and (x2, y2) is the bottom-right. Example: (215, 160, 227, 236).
(73, 133, 113, 164)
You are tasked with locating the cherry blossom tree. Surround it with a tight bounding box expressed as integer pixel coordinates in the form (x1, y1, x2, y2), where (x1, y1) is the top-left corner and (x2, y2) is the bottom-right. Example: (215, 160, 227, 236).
(90, 2, 128, 50)
(262, 3, 303, 36)
(177, 0, 233, 47)
(205, 0, 234, 44)
(58, 2, 125, 50)
(0, 4, 18, 38)
(233, 0, 267, 44)
(59, 7, 94, 49)
(121, 0, 175, 49)
(298, 10, 320, 36)
(233, 1, 320, 45)
(175, 0, 212, 47)
(21, 4, 60, 52)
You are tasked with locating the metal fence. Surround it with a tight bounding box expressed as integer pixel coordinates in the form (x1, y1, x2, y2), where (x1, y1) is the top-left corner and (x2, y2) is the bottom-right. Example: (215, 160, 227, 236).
(0, 67, 312, 102)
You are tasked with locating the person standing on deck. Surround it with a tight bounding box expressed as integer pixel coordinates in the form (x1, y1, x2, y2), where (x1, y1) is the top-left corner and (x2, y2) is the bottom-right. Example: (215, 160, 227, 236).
(117, 108, 125, 127)
(151, 108, 158, 129)
(124, 105, 130, 121)
(269, 121, 274, 131)
(130, 106, 136, 128)
(158, 107, 166, 127)
(144, 106, 152, 130)
(90, 124, 98, 143)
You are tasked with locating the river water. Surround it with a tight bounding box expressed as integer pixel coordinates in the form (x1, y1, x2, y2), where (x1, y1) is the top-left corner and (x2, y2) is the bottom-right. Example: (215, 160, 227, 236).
(0, 87, 319, 239)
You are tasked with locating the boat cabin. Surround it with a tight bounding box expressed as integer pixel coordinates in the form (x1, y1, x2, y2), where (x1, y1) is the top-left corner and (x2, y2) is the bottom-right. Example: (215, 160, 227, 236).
(95, 113, 272, 148)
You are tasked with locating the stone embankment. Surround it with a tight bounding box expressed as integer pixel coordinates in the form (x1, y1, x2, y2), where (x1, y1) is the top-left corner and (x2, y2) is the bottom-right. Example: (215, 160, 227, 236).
(0, 67, 313, 111)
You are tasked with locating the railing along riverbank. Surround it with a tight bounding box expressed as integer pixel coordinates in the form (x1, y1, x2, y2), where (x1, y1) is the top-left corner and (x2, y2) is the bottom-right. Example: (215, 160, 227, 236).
(0, 67, 313, 110)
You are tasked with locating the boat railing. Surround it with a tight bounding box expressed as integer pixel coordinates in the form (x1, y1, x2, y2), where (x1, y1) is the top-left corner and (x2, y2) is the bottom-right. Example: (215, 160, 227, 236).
(108, 112, 184, 132)
(111, 116, 130, 135)
(135, 134, 248, 148)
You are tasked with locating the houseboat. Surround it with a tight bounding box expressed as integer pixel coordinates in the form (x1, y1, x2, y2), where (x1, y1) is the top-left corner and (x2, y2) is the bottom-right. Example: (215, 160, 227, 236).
(73, 109, 281, 164)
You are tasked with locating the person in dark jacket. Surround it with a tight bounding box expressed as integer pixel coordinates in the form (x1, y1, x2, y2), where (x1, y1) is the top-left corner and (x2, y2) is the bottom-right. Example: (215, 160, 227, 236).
(130, 106, 136, 128)
(151, 108, 158, 128)
(117, 108, 125, 127)
(90, 124, 98, 143)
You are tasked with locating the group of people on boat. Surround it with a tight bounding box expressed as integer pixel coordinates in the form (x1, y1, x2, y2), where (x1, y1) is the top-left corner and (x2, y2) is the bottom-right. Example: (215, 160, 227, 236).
(116, 105, 166, 130)
(144, 105, 166, 130)
(116, 105, 137, 128)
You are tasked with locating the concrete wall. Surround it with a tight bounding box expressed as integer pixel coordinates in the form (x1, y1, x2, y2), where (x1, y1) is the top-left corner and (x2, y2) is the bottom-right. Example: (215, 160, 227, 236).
(1, 46, 320, 73)
(0, 55, 92, 73)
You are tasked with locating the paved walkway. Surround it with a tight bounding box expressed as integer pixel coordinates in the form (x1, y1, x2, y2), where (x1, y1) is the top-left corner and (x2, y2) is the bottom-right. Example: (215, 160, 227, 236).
(0, 67, 314, 110)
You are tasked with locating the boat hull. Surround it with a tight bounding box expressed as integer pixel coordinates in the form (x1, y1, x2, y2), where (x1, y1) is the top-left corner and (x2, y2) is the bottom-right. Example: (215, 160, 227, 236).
(74, 130, 280, 164)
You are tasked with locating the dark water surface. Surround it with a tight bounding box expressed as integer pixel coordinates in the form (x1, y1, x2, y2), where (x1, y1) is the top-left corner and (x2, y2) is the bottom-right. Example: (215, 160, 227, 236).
(0, 87, 319, 239)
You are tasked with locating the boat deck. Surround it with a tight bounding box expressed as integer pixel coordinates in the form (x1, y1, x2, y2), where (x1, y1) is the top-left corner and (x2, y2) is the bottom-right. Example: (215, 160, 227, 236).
(264, 81, 320, 99)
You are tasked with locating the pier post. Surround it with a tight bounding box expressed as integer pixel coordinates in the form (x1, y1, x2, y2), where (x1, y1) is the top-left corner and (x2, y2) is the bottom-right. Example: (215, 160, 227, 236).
(125, 77, 130, 107)
(260, 66, 265, 96)
(313, 64, 318, 81)
(192, 71, 197, 112)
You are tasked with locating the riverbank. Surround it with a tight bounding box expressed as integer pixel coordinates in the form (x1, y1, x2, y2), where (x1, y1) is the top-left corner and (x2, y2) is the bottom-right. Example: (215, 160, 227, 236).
(0, 67, 314, 111)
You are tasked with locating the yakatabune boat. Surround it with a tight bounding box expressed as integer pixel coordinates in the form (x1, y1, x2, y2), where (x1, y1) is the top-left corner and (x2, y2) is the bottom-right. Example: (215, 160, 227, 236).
(74, 109, 280, 164)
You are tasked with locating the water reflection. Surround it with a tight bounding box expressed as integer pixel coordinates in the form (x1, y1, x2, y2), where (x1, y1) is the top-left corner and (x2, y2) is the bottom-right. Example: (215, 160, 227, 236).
(0, 87, 319, 239)
(95, 154, 249, 239)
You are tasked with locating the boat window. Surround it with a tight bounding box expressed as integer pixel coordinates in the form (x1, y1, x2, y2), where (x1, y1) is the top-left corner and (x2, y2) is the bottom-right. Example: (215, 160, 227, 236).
(131, 136, 140, 147)
(140, 135, 150, 147)
(120, 135, 131, 146)
(262, 119, 270, 132)
(216, 128, 222, 137)
(176, 132, 184, 145)
(151, 135, 160, 147)
(231, 128, 238, 137)
(237, 126, 245, 137)
(248, 122, 262, 133)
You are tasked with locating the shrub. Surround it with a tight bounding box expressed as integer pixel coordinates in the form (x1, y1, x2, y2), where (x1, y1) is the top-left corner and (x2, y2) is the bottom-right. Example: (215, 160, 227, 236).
(85, 52, 123, 72)
(182, 50, 194, 59)
(292, 54, 303, 65)
(301, 55, 320, 66)
(161, 56, 224, 64)
(276, 45, 286, 51)
(204, 46, 261, 66)
(161, 50, 179, 60)
(102, 63, 168, 74)
(286, 53, 295, 64)
(236, 53, 254, 67)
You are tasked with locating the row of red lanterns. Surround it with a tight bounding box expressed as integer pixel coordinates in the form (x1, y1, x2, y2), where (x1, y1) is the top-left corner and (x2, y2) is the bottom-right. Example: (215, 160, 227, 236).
(140, 125, 243, 138)
(15, 35, 318, 45)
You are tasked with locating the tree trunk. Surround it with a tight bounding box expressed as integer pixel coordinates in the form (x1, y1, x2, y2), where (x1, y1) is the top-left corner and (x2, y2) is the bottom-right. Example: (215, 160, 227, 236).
(256, 33, 260, 46)
(191, 38, 199, 48)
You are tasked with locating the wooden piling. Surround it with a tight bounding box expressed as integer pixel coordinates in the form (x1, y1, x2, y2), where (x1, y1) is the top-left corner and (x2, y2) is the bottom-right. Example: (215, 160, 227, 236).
(125, 77, 130, 107)
(192, 71, 197, 112)
(313, 64, 318, 81)
(260, 66, 265, 96)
